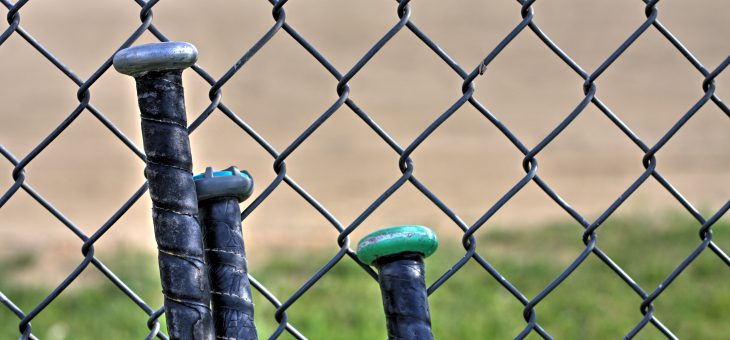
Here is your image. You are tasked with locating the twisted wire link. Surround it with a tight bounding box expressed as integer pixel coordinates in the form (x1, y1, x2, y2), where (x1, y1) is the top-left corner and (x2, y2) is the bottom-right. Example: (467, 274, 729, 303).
(0, 0, 165, 337)
(511, 1, 728, 337)
(0, 0, 726, 338)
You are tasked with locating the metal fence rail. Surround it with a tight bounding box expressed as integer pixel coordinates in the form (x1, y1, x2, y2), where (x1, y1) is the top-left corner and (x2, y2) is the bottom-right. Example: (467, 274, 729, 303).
(0, 0, 728, 339)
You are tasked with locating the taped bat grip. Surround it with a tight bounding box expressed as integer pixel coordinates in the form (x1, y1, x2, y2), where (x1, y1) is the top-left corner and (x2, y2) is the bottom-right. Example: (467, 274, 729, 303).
(136, 70, 214, 340)
(198, 197, 258, 340)
(375, 253, 434, 340)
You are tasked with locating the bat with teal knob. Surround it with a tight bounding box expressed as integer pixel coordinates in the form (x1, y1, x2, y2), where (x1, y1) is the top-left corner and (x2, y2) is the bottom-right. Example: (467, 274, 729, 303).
(194, 166, 257, 340)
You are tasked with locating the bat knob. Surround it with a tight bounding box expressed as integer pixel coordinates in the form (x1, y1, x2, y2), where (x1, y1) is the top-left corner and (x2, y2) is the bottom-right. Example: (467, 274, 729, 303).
(193, 166, 254, 202)
(357, 225, 438, 265)
(113, 41, 198, 76)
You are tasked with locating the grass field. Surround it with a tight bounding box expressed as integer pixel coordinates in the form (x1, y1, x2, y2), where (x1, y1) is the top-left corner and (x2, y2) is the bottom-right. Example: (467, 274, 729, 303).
(1, 215, 728, 339)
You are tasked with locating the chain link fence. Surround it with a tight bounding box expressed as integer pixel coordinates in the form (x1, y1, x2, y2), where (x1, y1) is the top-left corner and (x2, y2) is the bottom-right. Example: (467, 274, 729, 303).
(0, 0, 728, 339)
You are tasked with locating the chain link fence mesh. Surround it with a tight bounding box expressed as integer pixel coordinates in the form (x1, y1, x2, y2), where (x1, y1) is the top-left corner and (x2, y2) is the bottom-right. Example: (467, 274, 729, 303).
(0, 0, 728, 339)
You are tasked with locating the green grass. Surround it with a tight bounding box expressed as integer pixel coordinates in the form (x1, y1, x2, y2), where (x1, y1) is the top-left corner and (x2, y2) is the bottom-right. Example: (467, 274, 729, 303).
(1, 215, 728, 339)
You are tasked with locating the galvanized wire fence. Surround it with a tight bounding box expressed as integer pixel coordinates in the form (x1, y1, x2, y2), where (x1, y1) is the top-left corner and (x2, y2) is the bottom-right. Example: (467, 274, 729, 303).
(0, 0, 728, 339)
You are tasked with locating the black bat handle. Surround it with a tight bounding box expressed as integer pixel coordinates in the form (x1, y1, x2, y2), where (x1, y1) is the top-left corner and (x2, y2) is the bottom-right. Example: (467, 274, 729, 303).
(376, 254, 433, 340)
(114, 42, 214, 340)
(195, 167, 257, 340)
(357, 225, 439, 340)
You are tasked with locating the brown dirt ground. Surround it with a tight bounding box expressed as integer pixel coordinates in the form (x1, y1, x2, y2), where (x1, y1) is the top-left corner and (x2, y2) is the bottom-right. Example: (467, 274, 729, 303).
(0, 0, 727, 280)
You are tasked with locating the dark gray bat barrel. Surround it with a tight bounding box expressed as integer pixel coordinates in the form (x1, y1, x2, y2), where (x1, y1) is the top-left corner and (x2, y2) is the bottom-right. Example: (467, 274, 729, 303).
(194, 167, 258, 339)
(114, 42, 214, 340)
(357, 225, 439, 340)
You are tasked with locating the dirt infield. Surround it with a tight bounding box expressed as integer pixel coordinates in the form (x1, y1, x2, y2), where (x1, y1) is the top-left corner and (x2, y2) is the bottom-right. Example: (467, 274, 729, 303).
(0, 0, 727, 273)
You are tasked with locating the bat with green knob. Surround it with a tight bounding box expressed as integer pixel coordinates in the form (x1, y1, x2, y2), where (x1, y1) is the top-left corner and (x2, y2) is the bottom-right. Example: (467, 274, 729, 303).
(357, 225, 438, 340)
(194, 166, 257, 340)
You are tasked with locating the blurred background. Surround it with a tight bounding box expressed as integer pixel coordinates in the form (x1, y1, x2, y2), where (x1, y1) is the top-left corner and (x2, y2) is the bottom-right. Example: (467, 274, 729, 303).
(0, 0, 728, 339)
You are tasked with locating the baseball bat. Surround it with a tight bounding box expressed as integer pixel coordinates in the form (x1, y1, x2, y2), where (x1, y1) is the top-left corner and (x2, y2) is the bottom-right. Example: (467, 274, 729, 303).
(357, 225, 439, 340)
(194, 166, 258, 339)
(114, 42, 214, 340)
